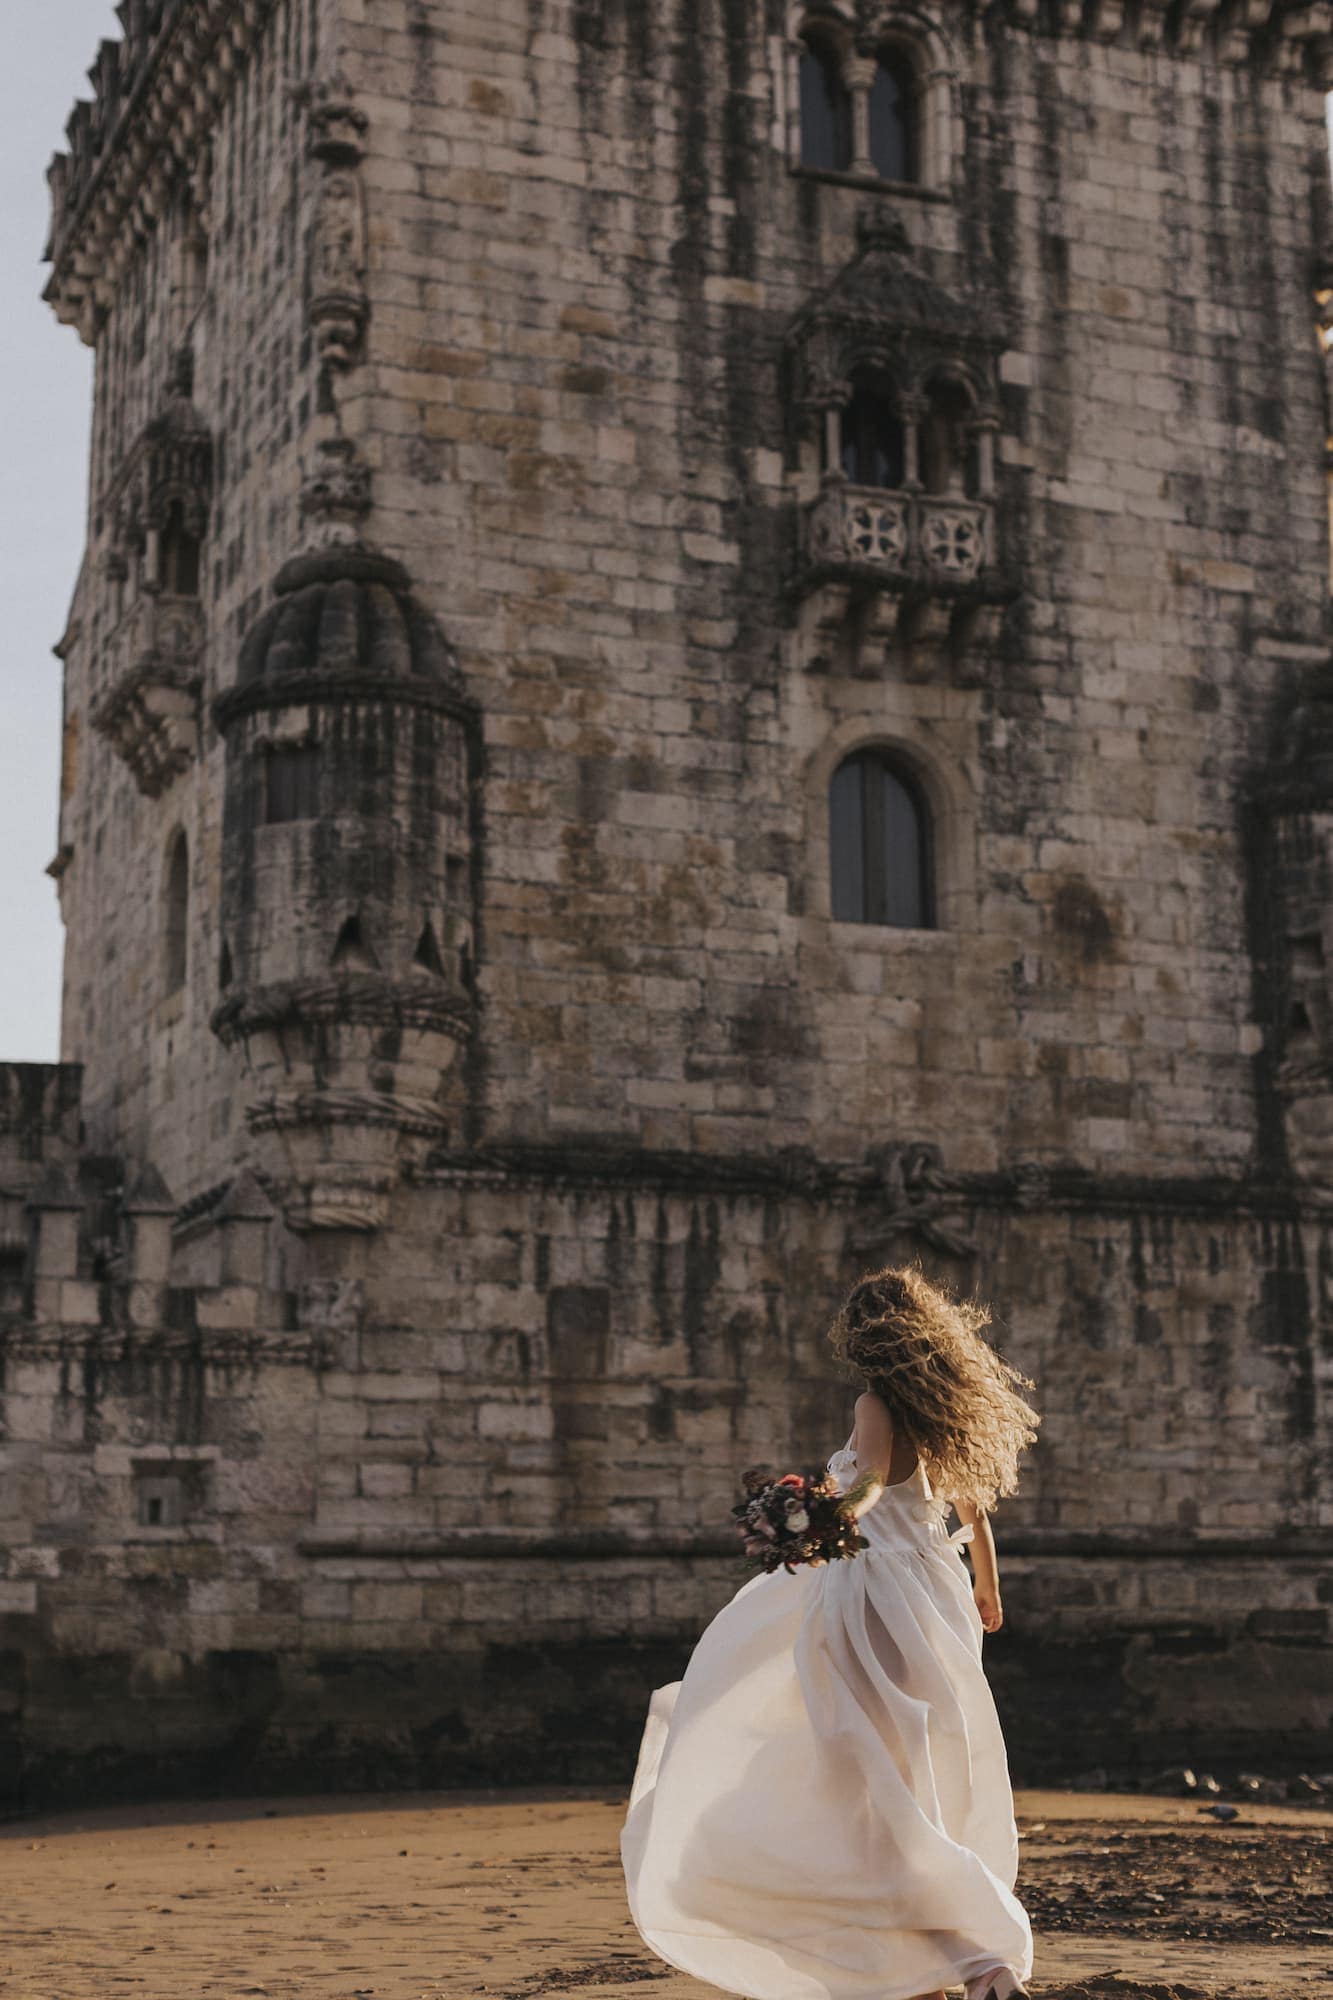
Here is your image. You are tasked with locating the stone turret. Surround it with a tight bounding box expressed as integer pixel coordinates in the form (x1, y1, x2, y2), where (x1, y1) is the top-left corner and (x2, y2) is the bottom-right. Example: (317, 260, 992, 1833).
(211, 439, 480, 1233)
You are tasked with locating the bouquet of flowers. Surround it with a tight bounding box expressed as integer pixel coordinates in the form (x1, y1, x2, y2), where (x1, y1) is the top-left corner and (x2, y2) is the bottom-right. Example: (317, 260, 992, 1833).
(730, 1464, 882, 1575)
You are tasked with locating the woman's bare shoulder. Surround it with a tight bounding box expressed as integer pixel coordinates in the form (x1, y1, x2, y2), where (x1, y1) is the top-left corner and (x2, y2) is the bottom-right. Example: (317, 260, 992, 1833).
(852, 1387, 894, 1438)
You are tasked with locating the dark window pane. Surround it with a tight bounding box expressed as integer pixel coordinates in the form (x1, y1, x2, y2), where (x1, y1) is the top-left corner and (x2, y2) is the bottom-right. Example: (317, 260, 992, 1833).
(829, 755, 865, 920)
(161, 502, 201, 596)
(829, 751, 934, 928)
(839, 384, 905, 488)
(869, 49, 918, 182)
(265, 745, 320, 824)
(799, 37, 852, 172)
(879, 765, 927, 927)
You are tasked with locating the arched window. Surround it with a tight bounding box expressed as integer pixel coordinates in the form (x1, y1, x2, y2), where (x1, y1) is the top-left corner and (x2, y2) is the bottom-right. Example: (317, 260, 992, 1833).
(829, 750, 933, 927)
(868, 46, 919, 182)
(164, 831, 189, 993)
(160, 500, 201, 596)
(839, 378, 906, 489)
(798, 24, 852, 173)
(920, 378, 977, 498)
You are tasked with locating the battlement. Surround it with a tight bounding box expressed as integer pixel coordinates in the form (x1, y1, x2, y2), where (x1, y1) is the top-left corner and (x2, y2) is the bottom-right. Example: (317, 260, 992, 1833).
(43, 0, 276, 344)
(0, 1064, 83, 1177)
(41, 0, 1333, 349)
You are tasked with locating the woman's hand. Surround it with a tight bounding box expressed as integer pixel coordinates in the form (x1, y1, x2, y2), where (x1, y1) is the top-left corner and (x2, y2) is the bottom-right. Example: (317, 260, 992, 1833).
(973, 1582, 1003, 1633)
(838, 1470, 885, 1521)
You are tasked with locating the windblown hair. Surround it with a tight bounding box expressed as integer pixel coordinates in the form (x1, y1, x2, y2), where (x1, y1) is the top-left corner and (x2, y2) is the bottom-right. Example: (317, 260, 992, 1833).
(826, 1262, 1040, 1512)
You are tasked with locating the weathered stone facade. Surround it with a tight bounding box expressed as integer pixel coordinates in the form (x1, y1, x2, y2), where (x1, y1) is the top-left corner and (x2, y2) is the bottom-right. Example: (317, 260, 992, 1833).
(9, 0, 1333, 1810)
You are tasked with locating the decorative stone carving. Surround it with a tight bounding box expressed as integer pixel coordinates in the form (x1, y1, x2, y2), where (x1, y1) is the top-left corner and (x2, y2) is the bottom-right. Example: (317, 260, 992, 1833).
(108, 346, 212, 567)
(91, 346, 211, 793)
(845, 1141, 977, 1259)
(301, 70, 369, 370)
(788, 211, 1002, 419)
(45, 1, 277, 346)
(803, 484, 991, 584)
(90, 595, 203, 797)
(298, 433, 373, 547)
(786, 211, 1015, 669)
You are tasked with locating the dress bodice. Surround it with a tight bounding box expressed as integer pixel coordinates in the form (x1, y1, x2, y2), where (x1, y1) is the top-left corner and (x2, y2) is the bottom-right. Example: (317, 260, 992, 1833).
(826, 1430, 974, 1559)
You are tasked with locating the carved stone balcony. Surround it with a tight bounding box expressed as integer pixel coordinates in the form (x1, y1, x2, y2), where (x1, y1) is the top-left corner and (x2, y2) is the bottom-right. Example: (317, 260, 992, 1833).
(802, 480, 994, 588)
(90, 593, 204, 798)
(792, 477, 1017, 680)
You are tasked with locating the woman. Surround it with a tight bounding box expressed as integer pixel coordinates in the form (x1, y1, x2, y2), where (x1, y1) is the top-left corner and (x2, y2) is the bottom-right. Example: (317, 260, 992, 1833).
(620, 1262, 1041, 2000)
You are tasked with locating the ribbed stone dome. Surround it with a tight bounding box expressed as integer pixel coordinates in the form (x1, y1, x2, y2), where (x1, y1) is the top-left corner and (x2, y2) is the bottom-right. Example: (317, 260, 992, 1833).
(236, 545, 457, 688)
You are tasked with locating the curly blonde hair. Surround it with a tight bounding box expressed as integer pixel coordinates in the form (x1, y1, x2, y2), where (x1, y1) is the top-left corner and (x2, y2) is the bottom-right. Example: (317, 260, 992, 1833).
(826, 1261, 1040, 1512)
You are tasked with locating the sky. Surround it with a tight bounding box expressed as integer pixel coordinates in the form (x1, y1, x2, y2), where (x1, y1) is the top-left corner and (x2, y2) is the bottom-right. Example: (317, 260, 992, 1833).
(1, 2, 121, 1061)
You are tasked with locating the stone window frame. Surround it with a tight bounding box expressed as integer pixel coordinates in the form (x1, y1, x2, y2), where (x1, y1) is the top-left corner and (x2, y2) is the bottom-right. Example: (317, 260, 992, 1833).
(781, 2, 959, 203)
(127, 1445, 220, 1545)
(803, 715, 977, 944)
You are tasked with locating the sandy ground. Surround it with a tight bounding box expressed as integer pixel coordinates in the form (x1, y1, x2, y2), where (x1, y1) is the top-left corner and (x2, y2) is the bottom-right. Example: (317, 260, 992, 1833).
(2, 1786, 1330, 2000)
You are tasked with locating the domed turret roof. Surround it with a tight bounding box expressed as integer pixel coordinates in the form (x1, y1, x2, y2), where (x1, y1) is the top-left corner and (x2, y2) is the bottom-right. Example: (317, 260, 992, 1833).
(236, 546, 457, 688)
(216, 542, 468, 728)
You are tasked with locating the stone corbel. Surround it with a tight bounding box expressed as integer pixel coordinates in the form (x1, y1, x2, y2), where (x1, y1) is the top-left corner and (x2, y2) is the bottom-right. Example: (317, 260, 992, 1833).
(1274, 1, 1333, 79)
(90, 595, 204, 797)
(1218, 0, 1272, 65)
(1136, 0, 1169, 46)
(898, 597, 954, 682)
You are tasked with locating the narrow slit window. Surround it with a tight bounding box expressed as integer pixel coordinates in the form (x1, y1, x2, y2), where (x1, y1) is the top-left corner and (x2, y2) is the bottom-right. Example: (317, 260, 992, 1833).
(265, 744, 320, 824)
(829, 751, 933, 928)
(163, 831, 189, 993)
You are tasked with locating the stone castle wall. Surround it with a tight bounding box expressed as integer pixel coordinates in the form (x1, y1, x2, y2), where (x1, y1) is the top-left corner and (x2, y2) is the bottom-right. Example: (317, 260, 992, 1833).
(7, 0, 1332, 1810)
(2, 1106, 1329, 1807)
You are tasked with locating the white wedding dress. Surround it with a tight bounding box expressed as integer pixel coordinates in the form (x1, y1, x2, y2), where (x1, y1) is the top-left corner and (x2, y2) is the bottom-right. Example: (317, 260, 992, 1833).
(619, 1431, 1034, 2000)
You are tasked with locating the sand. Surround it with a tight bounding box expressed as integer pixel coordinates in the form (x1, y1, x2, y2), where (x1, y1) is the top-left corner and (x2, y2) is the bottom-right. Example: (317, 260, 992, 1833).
(2, 1786, 1329, 1999)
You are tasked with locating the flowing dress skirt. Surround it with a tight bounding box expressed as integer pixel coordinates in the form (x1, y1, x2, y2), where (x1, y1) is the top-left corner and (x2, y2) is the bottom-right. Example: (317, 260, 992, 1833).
(619, 1441, 1033, 2000)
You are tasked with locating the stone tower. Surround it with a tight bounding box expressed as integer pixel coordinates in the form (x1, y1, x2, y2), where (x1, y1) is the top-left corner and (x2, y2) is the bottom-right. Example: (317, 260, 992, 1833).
(6, 0, 1332, 1804)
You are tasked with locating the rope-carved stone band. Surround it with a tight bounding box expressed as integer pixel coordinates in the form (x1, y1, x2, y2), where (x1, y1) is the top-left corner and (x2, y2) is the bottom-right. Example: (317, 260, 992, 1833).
(210, 973, 475, 1047)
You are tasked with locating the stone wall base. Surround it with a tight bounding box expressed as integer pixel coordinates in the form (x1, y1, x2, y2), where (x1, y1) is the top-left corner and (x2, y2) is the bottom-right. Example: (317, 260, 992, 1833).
(3, 1627, 1328, 1818)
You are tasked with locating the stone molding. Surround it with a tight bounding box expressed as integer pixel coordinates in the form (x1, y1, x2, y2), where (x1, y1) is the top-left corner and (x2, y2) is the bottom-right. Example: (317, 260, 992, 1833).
(212, 668, 479, 731)
(296, 1527, 1333, 1561)
(0, 1326, 333, 1367)
(420, 1139, 1315, 1221)
(245, 1087, 452, 1140)
(211, 973, 475, 1049)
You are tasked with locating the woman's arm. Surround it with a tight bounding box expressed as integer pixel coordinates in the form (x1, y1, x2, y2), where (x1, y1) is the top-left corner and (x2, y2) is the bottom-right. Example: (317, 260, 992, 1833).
(850, 1389, 895, 1479)
(838, 1390, 893, 1519)
(953, 1494, 1003, 1632)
